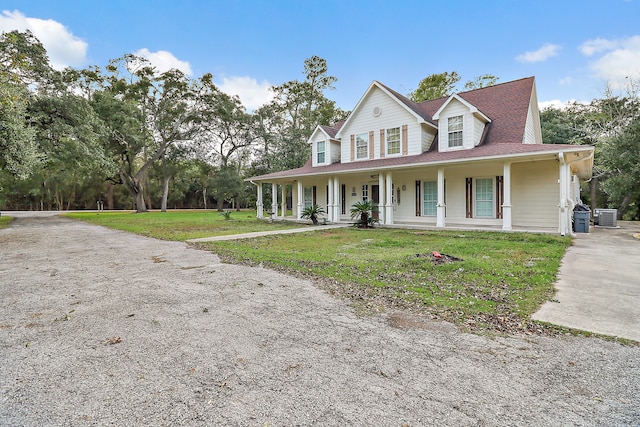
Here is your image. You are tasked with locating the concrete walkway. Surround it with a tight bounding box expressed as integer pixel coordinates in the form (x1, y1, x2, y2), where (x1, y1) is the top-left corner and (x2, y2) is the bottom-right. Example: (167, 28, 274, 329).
(533, 221, 640, 342)
(186, 223, 350, 243)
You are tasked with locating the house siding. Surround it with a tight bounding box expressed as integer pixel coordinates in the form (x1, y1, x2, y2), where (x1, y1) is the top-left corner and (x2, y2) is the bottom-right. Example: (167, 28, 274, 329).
(340, 87, 422, 162)
(420, 123, 436, 152)
(329, 140, 341, 163)
(523, 103, 537, 144)
(473, 116, 485, 146)
(511, 160, 559, 227)
(437, 99, 480, 152)
(311, 134, 322, 167)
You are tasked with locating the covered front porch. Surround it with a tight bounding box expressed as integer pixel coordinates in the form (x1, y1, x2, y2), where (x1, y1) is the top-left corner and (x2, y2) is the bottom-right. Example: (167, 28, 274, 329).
(250, 149, 593, 236)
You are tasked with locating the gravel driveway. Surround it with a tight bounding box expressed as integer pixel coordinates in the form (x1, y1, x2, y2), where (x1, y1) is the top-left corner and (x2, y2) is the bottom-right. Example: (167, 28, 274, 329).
(1, 215, 639, 426)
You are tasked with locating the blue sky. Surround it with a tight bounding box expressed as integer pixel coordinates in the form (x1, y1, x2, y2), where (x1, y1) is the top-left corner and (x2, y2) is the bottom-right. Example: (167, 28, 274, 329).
(2, 1, 639, 111)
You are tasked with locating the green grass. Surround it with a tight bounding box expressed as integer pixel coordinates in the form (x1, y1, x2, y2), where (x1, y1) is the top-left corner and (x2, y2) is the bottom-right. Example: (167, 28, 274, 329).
(0, 216, 12, 229)
(65, 210, 306, 241)
(198, 228, 570, 332)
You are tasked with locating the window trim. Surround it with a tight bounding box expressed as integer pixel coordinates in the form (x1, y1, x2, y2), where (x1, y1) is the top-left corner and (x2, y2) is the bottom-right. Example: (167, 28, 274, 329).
(361, 184, 369, 201)
(448, 115, 463, 148)
(386, 127, 401, 156)
(422, 180, 437, 217)
(303, 186, 314, 209)
(316, 140, 326, 164)
(355, 133, 368, 159)
(474, 177, 494, 218)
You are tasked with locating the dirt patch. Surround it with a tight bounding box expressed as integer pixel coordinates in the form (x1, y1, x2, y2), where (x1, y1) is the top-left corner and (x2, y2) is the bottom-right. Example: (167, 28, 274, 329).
(0, 215, 639, 426)
(415, 251, 463, 264)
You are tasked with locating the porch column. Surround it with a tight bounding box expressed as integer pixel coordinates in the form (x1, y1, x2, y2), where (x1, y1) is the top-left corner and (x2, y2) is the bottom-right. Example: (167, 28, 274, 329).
(333, 177, 341, 222)
(378, 173, 386, 224)
(271, 183, 278, 219)
(256, 183, 264, 218)
(296, 181, 303, 220)
(385, 172, 393, 225)
(436, 168, 446, 227)
(281, 184, 286, 218)
(558, 154, 570, 235)
(327, 178, 335, 222)
(502, 162, 512, 231)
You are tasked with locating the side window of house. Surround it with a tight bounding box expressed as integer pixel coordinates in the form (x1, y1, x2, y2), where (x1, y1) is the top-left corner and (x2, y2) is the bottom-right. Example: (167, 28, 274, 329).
(422, 181, 437, 216)
(356, 133, 368, 159)
(448, 115, 463, 148)
(475, 178, 493, 218)
(317, 140, 325, 163)
(362, 184, 369, 201)
(387, 127, 400, 155)
(304, 187, 313, 209)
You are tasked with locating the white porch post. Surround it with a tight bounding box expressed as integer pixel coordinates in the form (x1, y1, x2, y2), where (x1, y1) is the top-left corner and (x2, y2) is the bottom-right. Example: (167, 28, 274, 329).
(558, 154, 569, 235)
(256, 183, 264, 218)
(296, 181, 303, 220)
(333, 177, 340, 222)
(385, 172, 393, 225)
(502, 162, 512, 231)
(436, 167, 446, 227)
(327, 178, 334, 222)
(281, 184, 286, 218)
(271, 183, 278, 219)
(378, 174, 386, 224)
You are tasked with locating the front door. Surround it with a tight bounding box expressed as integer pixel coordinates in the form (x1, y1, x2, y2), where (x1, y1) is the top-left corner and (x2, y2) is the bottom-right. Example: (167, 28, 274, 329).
(371, 184, 380, 220)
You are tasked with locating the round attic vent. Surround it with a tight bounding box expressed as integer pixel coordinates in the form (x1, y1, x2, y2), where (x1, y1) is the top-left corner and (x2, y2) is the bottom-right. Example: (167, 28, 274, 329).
(372, 106, 382, 117)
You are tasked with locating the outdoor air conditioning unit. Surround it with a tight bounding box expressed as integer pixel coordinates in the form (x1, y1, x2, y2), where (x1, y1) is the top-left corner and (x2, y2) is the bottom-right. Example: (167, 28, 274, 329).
(593, 209, 617, 227)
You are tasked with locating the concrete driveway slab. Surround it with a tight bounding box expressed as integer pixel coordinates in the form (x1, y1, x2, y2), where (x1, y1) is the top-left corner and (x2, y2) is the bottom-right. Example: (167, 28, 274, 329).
(533, 221, 640, 342)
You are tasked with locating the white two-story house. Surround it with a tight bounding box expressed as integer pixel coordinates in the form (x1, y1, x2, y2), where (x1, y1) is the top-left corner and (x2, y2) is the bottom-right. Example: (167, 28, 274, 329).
(249, 77, 594, 235)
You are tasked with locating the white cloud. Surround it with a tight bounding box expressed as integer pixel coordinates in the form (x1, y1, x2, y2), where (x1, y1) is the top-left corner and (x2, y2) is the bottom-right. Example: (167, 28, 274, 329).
(579, 38, 618, 56)
(516, 43, 561, 63)
(217, 76, 274, 111)
(580, 35, 640, 89)
(539, 99, 587, 110)
(0, 9, 87, 70)
(133, 48, 192, 76)
(539, 99, 565, 110)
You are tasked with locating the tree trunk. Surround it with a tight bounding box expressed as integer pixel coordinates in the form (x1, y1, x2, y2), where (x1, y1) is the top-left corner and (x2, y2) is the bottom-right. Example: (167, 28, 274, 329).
(135, 191, 147, 213)
(161, 175, 169, 212)
(217, 198, 224, 211)
(202, 188, 207, 210)
(107, 181, 114, 210)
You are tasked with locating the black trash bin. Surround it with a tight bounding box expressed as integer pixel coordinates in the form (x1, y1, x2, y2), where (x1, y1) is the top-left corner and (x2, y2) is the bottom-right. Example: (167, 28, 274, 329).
(573, 205, 590, 233)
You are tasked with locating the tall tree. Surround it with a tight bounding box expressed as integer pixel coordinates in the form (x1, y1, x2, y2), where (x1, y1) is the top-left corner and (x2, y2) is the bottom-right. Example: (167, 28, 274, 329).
(599, 118, 640, 219)
(88, 55, 200, 212)
(26, 94, 114, 209)
(410, 72, 500, 102)
(0, 30, 47, 181)
(409, 71, 460, 102)
(196, 76, 254, 210)
(464, 74, 499, 90)
(255, 56, 345, 173)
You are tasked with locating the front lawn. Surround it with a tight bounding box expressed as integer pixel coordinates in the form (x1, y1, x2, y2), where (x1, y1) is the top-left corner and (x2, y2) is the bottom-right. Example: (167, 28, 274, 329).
(197, 228, 570, 333)
(65, 210, 305, 241)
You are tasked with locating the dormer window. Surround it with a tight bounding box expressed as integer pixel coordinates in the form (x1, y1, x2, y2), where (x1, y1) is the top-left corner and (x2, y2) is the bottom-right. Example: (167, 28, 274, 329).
(356, 133, 368, 159)
(386, 127, 400, 155)
(448, 116, 463, 148)
(317, 140, 325, 163)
